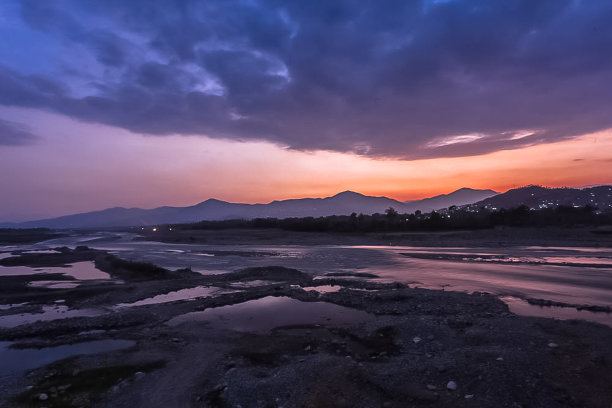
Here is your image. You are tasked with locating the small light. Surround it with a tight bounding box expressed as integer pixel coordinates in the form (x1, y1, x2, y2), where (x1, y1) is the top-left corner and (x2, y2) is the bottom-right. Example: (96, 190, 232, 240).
(152, 228, 157, 232)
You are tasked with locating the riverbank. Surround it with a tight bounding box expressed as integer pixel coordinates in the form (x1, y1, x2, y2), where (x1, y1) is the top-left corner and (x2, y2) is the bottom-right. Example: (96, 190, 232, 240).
(0, 248, 611, 407)
(133, 225, 612, 248)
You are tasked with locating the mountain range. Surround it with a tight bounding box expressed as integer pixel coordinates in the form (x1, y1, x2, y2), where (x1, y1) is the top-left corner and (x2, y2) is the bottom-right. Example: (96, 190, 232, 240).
(2, 188, 497, 229)
(3, 185, 611, 229)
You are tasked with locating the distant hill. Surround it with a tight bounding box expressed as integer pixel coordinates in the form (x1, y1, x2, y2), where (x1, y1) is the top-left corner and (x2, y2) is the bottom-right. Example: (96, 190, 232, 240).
(466, 185, 612, 211)
(406, 188, 497, 212)
(1, 188, 497, 229)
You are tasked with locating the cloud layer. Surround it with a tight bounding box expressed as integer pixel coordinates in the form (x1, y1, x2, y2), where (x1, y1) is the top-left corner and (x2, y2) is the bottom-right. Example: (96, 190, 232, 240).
(2, 0, 612, 157)
(0, 118, 37, 145)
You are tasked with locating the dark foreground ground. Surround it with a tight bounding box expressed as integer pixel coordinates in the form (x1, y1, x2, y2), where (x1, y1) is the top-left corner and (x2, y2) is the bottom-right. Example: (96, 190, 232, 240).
(0, 240, 611, 408)
(134, 225, 612, 248)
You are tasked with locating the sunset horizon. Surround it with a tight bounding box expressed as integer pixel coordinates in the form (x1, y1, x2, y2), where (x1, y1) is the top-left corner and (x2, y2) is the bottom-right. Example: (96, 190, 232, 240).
(1, 108, 611, 222)
(2, 1, 612, 222)
(2, 2, 612, 405)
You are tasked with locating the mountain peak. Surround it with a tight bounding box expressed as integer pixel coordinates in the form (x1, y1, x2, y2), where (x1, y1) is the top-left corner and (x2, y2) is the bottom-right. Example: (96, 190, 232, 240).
(448, 187, 498, 195)
(194, 198, 228, 206)
(331, 191, 366, 198)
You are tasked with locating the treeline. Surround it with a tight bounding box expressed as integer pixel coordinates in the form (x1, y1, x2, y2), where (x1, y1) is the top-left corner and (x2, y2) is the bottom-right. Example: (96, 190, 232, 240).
(0, 228, 64, 244)
(172, 205, 612, 233)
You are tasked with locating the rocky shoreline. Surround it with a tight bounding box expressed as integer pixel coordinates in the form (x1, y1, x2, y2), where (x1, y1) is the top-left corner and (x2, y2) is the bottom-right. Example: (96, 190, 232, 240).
(1, 247, 611, 407)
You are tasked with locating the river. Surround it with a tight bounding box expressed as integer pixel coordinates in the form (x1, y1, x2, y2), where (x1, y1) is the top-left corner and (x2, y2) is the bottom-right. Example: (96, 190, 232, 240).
(2, 231, 612, 326)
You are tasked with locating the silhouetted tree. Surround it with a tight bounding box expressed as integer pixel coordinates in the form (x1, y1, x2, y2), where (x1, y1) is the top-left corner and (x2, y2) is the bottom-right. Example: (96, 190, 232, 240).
(385, 207, 399, 219)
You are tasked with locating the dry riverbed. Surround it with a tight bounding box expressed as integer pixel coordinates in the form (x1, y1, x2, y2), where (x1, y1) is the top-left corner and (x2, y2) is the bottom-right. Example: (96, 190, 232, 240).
(0, 247, 611, 407)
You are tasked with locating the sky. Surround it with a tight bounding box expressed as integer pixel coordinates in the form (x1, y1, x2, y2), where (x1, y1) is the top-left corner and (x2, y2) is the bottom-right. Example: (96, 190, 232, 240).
(1, 0, 612, 221)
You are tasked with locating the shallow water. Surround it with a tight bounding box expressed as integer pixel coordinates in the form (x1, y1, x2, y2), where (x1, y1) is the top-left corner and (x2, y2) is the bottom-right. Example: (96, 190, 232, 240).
(301, 285, 342, 293)
(0, 253, 14, 260)
(0, 265, 50, 276)
(227, 280, 283, 288)
(0, 303, 27, 310)
(61, 261, 111, 280)
(21, 232, 612, 326)
(0, 340, 134, 376)
(0, 305, 103, 328)
(115, 286, 236, 308)
(28, 281, 80, 289)
(0, 261, 110, 280)
(168, 296, 374, 331)
(21, 250, 60, 254)
(500, 296, 612, 327)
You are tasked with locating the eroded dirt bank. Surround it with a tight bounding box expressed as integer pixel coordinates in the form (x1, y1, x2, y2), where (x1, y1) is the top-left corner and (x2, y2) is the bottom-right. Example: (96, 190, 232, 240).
(0, 248, 611, 408)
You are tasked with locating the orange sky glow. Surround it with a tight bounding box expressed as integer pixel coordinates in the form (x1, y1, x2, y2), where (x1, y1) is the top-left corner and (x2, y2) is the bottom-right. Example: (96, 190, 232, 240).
(0, 108, 611, 221)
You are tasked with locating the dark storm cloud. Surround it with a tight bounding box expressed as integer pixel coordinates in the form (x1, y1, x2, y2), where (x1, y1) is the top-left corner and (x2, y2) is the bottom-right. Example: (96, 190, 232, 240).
(0, 119, 38, 146)
(4, 0, 612, 158)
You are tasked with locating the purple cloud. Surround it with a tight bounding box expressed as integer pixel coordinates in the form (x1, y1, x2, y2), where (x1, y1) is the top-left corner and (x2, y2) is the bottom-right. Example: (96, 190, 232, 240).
(1, 0, 612, 158)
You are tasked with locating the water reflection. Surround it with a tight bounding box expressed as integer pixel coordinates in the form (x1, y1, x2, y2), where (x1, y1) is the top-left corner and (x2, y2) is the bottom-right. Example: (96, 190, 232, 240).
(0, 340, 134, 376)
(29, 281, 80, 289)
(17, 231, 612, 326)
(0, 261, 110, 280)
(168, 296, 374, 332)
(61, 262, 111, 280)
(501, 296, 612, 327)
(0, 253, 15, 260)
(301, 285, 342, 293)
(227, 280, 283, 288)
(0, 305, 103, 328)
(115, 286, 236, 308)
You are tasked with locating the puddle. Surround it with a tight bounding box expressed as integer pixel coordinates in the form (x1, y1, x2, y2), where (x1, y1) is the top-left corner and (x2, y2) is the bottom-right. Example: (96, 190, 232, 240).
(500, 296, 612, 327)
(227, 280, 283, 288)
(0, 265, 49, 276)
(0, 306, 103, 328)
(0, 261, 110, 280)
(59, 262, 111, 280)
(29, 281, 80, 289)
(168, 296, 375, 332)
(193, 269, 234, 276)
(341, 287, 382, 292)
(115, 286, 235, 308)
(0, 303, 28, 310)
(0, 340, 134, 376)
(302, 285, 342, 293)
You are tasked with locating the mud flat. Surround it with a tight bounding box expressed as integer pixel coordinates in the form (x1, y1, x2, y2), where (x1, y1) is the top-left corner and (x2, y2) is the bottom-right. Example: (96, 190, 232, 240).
(0, 248, 611, 407)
